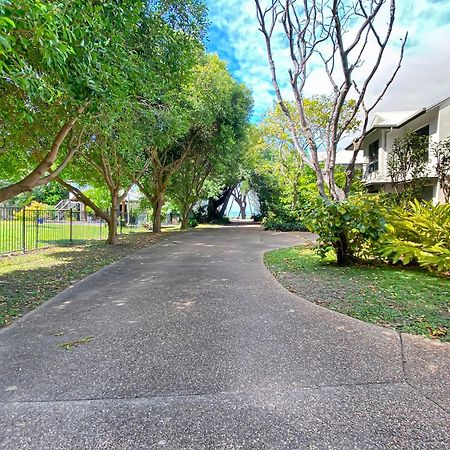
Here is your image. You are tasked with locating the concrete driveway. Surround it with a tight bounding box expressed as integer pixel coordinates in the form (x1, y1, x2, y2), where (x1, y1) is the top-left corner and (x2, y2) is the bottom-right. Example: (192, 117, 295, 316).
(0, 225, 449, 449)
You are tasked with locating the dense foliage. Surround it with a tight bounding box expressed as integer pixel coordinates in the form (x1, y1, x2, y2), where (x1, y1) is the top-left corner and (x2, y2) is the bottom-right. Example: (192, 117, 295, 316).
(387, 130, 430, 201)
(377, 200, 450, 273)
(301, 194, 388, 261)
(250, 91, 449, 273)
(433, 137, 450, 203)
(1, 1, 254, 244)
(160, 55, 252, 229)
(261, 215, 307, 232)
(249, 112, 363, 237)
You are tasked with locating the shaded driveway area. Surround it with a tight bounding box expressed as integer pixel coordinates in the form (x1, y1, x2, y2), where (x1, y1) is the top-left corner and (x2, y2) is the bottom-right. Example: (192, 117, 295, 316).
(0, 225, 449, 449)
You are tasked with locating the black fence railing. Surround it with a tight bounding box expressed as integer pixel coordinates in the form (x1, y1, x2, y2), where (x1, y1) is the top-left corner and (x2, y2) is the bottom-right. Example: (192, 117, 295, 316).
(0, 207, 107, 255)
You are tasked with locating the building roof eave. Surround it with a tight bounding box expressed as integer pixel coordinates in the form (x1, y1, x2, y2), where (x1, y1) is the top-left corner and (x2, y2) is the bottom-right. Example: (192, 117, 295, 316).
(345, 108, 427, 151)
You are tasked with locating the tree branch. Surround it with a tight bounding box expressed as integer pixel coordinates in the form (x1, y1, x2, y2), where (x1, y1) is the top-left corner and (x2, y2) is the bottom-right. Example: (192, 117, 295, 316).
(0, 103, 88, 202)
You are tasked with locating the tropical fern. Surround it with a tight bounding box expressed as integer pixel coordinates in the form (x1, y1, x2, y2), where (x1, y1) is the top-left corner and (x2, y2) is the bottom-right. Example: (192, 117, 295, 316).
(377, 200, 450, 273)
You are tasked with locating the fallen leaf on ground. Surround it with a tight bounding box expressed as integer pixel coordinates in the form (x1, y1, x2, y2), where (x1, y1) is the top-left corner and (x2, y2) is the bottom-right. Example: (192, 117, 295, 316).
(57, 336, 94, 350)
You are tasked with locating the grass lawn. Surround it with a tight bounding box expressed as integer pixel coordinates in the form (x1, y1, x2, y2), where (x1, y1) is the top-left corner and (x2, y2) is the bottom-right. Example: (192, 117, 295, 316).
(0, 221, 149, 254)
(0, 231, 164, 328)
(265, 246, 450, 342)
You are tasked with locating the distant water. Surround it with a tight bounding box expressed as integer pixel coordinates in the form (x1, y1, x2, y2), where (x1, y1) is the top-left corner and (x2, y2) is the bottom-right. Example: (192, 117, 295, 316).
(226, 200, 254, 218)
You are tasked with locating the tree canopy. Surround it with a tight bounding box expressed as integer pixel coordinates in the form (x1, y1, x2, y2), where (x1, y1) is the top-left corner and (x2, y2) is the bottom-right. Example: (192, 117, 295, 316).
(0, 0, 207, 203)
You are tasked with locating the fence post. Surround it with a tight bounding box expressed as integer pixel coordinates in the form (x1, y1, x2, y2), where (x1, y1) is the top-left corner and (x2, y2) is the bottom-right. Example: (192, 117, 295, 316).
(69, 208, 73, 243)
(35, 210, 39, 250)
(22, 207, 26, 253)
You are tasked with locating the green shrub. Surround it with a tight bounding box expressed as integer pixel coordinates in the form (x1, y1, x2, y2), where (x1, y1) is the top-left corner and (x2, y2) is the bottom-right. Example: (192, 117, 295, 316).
(376, 200, 450, 273)
(210, 217, 230, 225)
(262, 215, 307, 232)
(251, 214, 263, 222)
(187, 218, 199, 228)
(13, 201, 51, 221)
(301, 194, 388, 260)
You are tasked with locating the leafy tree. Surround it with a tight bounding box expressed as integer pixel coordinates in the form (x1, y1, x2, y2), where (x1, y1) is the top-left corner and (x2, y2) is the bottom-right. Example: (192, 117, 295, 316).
(260, 97, 359, 159)
(433, 138, 450, 203)
(139, 54, 252, 232)
(0, 1, 141, 201)
(59, 107, 149, 244)
(249, 105, 363, 225)
(301, 194, 388, 262)
(53, 0, 207, 243)
(231, 182, 250, 219)
(137, 106, 200, 232)
(0, 0, 207, 204)
(252, 119, 314, 219)
(0, 0, 207, 243)
(387, 130, 429, 201)
(204, 123, 255, 223)
(28, 182, 68, 206)
(167, 154, 214, 228)
(82, 186, 112, 213)
(0, 181, 68, 207)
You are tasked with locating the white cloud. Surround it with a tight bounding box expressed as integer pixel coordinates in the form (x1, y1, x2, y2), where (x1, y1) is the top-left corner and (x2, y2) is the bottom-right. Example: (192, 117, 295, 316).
(207, 0, 450, 121)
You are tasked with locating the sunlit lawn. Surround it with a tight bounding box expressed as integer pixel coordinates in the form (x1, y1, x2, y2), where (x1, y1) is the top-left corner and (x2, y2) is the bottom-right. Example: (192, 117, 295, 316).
(0, 221, 148, 254)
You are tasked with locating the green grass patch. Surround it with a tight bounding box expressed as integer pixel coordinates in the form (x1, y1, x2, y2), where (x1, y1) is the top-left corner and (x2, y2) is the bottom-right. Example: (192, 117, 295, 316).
(264, 246, 450, 341)
(0, 220, 149, 254)
(0, 232, 163, 328)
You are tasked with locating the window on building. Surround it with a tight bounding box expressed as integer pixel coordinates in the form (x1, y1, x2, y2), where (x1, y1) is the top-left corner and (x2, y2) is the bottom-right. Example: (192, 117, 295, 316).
(368, 140, 379, 173)
(421, 184, 434, 202)
(416, 124, 429, 137)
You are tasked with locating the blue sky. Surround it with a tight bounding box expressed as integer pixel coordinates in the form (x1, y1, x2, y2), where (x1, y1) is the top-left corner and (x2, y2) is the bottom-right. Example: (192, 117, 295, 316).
(205, 0, 450, 122)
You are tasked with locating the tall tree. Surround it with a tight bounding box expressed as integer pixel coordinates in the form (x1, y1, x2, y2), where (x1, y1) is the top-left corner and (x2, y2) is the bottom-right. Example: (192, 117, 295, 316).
(232, 183, 250, 219)
(56, 0, 207, 243)
(0, 0, 207, 203)
(255, 0, 407, 263)
(167, 153, 214, 228)
(139, 54, 252, 232)
(58, 106, 149, 244)
(0, 1, 144, 202)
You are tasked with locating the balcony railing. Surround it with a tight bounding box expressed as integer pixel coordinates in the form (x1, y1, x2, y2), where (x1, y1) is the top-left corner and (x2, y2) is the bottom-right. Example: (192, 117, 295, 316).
(363, 160, 379, 179)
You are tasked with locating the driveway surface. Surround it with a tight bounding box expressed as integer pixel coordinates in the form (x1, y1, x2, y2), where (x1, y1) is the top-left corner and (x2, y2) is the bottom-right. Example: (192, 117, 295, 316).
(0, 225, 449, 449)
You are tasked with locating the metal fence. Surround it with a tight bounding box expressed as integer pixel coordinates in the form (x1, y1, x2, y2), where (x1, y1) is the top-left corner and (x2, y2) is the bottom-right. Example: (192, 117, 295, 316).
(0, 207, 107, 255)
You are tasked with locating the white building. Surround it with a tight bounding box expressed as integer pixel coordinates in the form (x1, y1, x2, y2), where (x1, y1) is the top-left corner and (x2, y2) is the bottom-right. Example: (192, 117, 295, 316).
(318, 149, 364, 169)
(351, 96, 450, 203)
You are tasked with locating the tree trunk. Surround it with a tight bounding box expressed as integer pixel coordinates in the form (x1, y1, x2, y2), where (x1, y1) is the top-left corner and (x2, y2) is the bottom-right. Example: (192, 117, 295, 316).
(334, 231, 356, 266)
(152, 195, 164, 233)
(219, 189, 232, 219)
(180, 205, 191, 229)
(207, 198, 216, 221)
(0, 104, 86, 203)
(106, 201, 118, 245)
(207, 186, 234, 221)
(106, 217, 118, 245)
(239, 195, 247, 219)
